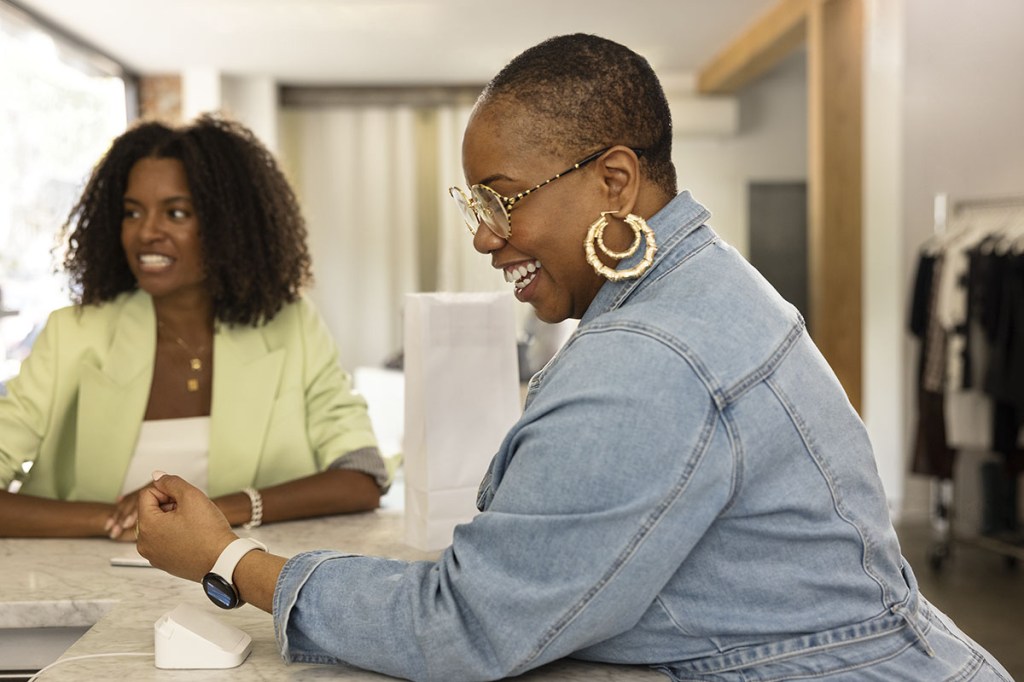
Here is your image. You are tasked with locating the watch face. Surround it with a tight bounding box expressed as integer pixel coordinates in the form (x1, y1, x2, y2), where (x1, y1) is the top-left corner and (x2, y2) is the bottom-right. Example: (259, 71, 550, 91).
(202, 573, 239, 609)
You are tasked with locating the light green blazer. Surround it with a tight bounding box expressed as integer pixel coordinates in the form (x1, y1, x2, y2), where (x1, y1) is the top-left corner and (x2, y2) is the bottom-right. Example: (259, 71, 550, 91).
(0, 290, 379, 501)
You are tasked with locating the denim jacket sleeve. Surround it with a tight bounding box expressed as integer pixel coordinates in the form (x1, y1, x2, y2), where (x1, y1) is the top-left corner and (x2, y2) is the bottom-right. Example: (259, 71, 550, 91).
(273, 324, 737, 681)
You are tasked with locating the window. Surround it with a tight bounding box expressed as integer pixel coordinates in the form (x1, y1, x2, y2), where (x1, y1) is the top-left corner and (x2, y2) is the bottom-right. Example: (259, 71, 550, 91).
(0, 3, 131, 383)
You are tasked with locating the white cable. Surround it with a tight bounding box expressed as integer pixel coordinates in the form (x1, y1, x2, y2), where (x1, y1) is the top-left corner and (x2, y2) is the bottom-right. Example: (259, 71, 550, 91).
(17, 652, 152, 681)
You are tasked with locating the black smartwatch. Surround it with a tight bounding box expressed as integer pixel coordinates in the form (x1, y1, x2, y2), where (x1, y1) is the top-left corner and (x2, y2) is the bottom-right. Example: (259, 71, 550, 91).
(202, 537, 268, 609)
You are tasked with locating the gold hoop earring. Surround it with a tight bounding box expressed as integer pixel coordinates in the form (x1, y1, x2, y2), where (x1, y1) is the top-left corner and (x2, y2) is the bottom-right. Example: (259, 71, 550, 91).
(584, 211, 656, 281)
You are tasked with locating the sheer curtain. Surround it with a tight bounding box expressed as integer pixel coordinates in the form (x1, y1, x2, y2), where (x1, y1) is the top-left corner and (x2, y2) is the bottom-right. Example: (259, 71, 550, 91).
(434, 104, 507, 294)
(279, 91, 505, 371)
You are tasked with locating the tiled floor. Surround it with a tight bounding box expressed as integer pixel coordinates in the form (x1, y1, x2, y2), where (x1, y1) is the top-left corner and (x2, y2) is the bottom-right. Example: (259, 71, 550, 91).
(896, 521, 1024, 680)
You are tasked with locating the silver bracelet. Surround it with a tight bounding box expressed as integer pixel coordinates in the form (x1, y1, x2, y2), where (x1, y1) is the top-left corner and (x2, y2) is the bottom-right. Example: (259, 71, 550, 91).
(241, 486, 263, 530)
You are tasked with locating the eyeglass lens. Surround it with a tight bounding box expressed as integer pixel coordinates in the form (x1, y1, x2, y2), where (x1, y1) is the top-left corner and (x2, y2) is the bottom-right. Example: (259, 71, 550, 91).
(449, 186, 511, 239)
(471, 186, 510, 239)
(449, 188, 478, 234)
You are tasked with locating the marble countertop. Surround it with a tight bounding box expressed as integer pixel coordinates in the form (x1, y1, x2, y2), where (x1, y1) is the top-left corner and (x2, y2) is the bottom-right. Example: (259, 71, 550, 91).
(0, 497, 663, 681)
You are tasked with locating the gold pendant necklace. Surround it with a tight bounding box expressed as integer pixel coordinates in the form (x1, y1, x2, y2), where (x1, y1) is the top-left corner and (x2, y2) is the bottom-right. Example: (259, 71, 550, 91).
(158, 321, 208, 393)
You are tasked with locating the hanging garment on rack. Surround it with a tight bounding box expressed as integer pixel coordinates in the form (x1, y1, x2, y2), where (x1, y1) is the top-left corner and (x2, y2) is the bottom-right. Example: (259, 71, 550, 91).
(963, 236, 1001, 391)
(915, 194, 1024, 555)
(984, 251, 1024, 460)
(939, 220, 995, 450)
(909, 250, 956, 478)
(909, 200, 1024, 476)
(936, 222, 990, 391)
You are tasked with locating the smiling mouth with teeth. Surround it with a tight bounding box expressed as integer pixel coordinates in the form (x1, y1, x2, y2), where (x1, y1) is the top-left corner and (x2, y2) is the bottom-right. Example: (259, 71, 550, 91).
(139, 254, 173, 267)
(504, 260, 541, 291)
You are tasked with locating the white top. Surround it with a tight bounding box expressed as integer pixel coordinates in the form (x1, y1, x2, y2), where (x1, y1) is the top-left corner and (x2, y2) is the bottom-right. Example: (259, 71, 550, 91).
(120, 416, 210, 495)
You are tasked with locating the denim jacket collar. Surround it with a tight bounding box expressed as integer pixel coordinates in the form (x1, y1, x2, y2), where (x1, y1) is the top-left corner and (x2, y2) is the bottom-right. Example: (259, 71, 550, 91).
(580, 191, 712, 326)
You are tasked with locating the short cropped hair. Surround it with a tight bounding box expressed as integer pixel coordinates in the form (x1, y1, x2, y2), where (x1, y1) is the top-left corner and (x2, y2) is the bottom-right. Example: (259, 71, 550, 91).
(61, 114, 312, 326)
(480, 33, 677, 196)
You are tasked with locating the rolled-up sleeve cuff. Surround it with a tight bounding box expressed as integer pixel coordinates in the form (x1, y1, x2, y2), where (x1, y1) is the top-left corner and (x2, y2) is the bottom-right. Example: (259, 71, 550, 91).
(328, 446, 391, 494)
(273, 550, 357, 663)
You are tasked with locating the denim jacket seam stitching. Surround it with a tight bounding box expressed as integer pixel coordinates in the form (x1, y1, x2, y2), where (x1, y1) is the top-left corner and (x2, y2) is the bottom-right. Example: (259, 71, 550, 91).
(287, 652, 345, 665)
(574, 321, 727, 409)
(758, 637, 917, 682)
(515, 401, 720, 673)
(948, 651, 988, 682)
(692, 619, 912, 676)
(717, 407, 744, 516)
(719, 317, 805, 405)
(765, 376, 893, 606)
(578, 307, 804, 414)
(653, 594, 697, 637)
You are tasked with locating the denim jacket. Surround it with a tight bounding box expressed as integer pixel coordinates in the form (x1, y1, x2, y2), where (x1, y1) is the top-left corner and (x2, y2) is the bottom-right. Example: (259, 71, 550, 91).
(273, 193, 1009, 681)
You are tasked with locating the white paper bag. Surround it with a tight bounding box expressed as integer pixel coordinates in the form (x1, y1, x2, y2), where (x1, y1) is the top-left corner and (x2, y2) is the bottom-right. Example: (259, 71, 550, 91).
(403, 292, 521, 551)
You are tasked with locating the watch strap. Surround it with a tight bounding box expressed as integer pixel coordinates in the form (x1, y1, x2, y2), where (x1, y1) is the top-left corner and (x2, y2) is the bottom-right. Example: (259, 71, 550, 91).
(209, 537, 268, 587)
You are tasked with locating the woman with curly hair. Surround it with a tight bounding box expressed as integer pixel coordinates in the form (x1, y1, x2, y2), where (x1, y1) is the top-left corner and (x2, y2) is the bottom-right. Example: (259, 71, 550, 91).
(0, 114, 388, 540)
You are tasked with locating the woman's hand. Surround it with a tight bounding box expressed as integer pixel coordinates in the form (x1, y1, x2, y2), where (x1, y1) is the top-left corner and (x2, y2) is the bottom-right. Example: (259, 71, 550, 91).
(104, 484, 155, 541)
(136, 472, 237, 583)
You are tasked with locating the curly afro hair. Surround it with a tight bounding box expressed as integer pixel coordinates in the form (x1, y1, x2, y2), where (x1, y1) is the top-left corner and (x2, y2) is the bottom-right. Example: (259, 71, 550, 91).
(61, 113, 312, 326)
(479, 33, 677, 197)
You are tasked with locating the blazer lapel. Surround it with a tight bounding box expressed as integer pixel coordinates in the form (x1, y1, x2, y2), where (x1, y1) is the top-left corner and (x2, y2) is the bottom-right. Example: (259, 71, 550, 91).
(76, 293, 154, 501)
(208, 325, 284, 497)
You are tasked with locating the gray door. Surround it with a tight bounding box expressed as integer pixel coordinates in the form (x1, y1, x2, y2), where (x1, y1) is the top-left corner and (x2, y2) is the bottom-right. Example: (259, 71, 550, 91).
(748, 182, 809, 328)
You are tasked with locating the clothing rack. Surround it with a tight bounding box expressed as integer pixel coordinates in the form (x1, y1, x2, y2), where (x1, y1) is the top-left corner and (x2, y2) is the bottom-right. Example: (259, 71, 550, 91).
(920, 191, 1024, 571)
(934, 191, 1024, 234)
